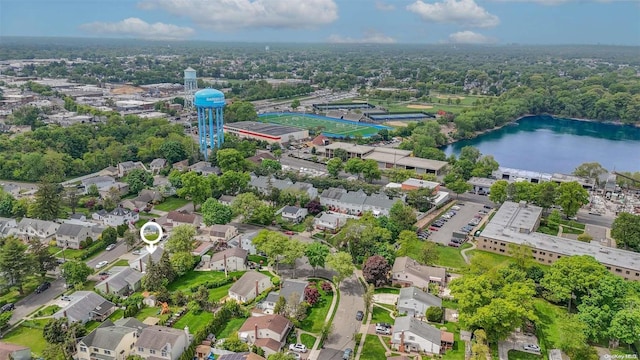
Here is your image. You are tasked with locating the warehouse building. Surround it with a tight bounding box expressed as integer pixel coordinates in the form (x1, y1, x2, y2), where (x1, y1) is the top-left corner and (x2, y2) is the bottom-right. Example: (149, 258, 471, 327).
(223, 121, 309, 144)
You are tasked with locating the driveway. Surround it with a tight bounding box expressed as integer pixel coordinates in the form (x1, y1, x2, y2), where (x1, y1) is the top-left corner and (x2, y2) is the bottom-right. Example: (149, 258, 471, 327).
(429, 202, 486, 245)
(317, 275, 364, 360)
(498, 332, 541, 360)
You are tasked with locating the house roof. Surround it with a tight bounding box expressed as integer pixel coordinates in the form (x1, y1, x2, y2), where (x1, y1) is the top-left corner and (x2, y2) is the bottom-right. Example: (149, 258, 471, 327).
(56, 223, 90, 238)
(311, 134, 329, 146)
(282, 206, 302, 214)
(136, 189, 163, 203)
(167, 210, 196, 224)
(229, 271, 271, 298)
(0, 341, 29, 359)
(93, 300, 116, 316)
(219, 353, 266, 360)
(391, 256, 446, 281)
(16, 218, 58, 232)
(211, 247, 247, 263)
(82, 176, 115, 186)
(398, 287, 442, 308)
(276, 279, 308, 302)
(150, 158, 167, 167)
(239, 314, 292, 335)
(391, 316, 441, 344)
(54, 291, 114, 323)
(113, 317, 148, 331)
(247, 152, 276, 165)
(210, 224, 235, 236)
(136, 325, 186, 350)
(253, 338, 282, 352)
(129, 248, 164, 268)
(79, 322, 136, 350)
(96, 267, 144, 293)
(441, 331, 454, 343)
(109, 207, 133, 217)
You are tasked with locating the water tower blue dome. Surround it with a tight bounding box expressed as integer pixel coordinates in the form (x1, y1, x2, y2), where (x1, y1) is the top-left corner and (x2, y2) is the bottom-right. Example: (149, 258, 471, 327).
(194, 88, 225, 107)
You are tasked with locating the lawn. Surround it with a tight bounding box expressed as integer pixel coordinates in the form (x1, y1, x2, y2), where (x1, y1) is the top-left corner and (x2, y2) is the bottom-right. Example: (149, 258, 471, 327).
(434, 243, 471, 270)
(248, 255, 268, 265)
(217, 317, 247, 339)
(300, 333, 316, 349)
(209, 283, 234, 302)
(113, 259, 130, 266)
(167, 270, 244, 294)
(440, 321, 466, 360)
(173, 310, 214, 333)
(2, 323, 49, 356)
(466, 249, 512, 269)
(154, 197, 190, 212)
(372, 306, 394, 324)
(533, 298, 565, 351)
(374, 287, 399, 295)
(48, 246, 85, 259)
(361, 335, 388, 359)
(299, 287, 334, 333)
(135, 306, 172, 323)
(508, 350, 543, 360)
(35, 305, 60, 317)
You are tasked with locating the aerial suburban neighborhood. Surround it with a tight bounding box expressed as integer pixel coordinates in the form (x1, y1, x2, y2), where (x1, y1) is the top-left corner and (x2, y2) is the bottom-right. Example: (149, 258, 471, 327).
(0, 13, 639, 360)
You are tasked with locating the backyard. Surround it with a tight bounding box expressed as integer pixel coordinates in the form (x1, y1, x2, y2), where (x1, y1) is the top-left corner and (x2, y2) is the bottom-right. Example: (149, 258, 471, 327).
(3, 319, 50, 356)
(154, 197, 190, 212)
(217, 317, 247, 339)
(173, 310, 214, 333)
(167, 270, 244, 296)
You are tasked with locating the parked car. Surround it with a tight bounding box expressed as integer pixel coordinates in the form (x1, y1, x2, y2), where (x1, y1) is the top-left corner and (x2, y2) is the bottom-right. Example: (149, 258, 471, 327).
(132, 249, 141, 255)
(284, 230, 295, 235)
(60, 296, 72, 301)
(95, 261, 109, 269)
(429, 226, 439, 232)
(106, 244, 116, 251)
(356, 310, 364, 321)
(288, 343, 307, 353)
(451, 206, 461, 211)
(523, 344, 541, 352)
(376, 326, 391, 335)
(343, 348, 353, 360)
(286, 352, 301, 360)
(35, 281, 51, 294)
(448, 242, 460, 248)
(1, 303, 14, 313)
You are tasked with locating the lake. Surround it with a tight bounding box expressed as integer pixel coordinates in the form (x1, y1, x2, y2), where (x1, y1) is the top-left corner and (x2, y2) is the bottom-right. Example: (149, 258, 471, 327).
(442, 115, 640, 174)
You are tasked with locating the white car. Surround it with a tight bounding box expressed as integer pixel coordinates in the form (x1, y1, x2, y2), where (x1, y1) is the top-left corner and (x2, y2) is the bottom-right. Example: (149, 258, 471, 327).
(105, 244, 116, 251)
(288, 343, 307, 353)
(287, 352, 301, 360)
(523, 344, 541, 352)
(95, 261, 109, 269)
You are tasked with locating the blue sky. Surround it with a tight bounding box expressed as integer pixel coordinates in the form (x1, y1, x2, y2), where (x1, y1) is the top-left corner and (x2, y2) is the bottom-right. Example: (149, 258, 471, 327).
(1, 0, 639, 45)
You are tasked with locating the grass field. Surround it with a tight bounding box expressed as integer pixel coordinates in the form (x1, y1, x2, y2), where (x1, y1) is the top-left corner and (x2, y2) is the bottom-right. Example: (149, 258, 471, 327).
(259, 113, 384, 137)
(218, 317, 247, 339)
(372, 306, 394, 324)
(300, 333, 317, 349)
(361, 335, 388, 359)
(173, 310, 214, 333)
(154, 197, 190, 212)
(3, 323, 49, 356)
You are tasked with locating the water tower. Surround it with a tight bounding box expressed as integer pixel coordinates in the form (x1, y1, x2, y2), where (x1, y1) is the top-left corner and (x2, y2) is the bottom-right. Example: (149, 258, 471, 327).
(184, 67, 198, 109)
(194, 88, 225, 160)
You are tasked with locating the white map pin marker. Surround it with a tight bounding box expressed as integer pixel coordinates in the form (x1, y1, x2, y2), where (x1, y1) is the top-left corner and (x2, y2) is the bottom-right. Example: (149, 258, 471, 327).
(140, 221, 163, 254)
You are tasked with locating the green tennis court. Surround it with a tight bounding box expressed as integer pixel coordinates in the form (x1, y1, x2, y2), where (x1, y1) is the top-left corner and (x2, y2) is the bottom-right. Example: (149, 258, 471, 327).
(259, 113, 386, 137)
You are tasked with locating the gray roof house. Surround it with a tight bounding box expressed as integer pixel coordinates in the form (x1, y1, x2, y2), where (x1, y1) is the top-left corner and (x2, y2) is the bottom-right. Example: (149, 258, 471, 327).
(56, 223, 94, 249)
(391, 316, 443, 355)
(135, 325, 190, 360)
(150, 158, 167, 174)
(81, 176, 116, 195)
(0, 342, 31, 360)
(250, 175, 317, 199)
(391, 256, 447, 289)
(229, 271, 273, 304)
(0, 217, 17, 237)
(320, 187, 401, 217)
(397, 287, 442, 319)
(129, 248, 164, 273)
(117, 161, 146, 178)
(228, 232, 258, 255)
(76, 318, 148, 360)
(261, 279, 308, 315)
(209, 247, 248, 272)
(10, 218, 59, 242)
(281, 206, 308, 224)
(95, 267, 144, 296)
(54, 291, 116, 324)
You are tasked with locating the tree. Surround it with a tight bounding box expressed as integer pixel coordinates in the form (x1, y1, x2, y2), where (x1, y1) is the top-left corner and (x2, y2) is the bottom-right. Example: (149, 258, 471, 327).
(326, 251, 355, 286)
(0, 237, 31, 294)
(29, 238, 56, 278)
(253, 230, 290, 272)
(274, 296, 287, 315)
(576, 275, 629, 342)
(201, 198, 233, 225)
(217, 148, 246, 172)
(0, 189, 16, 217)
(305, 242, 329, 276)
(102, 227, 118, 245)
(489, 180, 509, 204)
(609, 306, 640, 345)
(65, 187, 80, 215)
(281, 238, 306, 277)
(507, 243, 533, 269)
(418, 241, 439, 266)
(291, 99, 301, 110)
(159, 141, 187, 164)
(344, 158, 363, 178)
(326, 158, 343, 178)
(304, 286, 321, 305)
(387, 168, 416, 183)
(61, 261, 93, 288)
(260, 159, 282, 175)
(125, 169, 154, 194)
(33, 180, 62, 220)
(177, 171, 210, 205)
(124, 230, 139, 250)
(267, 353, 297, 360)
(166, 225, 196, 253)
(303, 216, 315, 233)
(573, 162, 607, 185)
(231, 192, 263, 220)
(611, 212, 640, 252)
(470, 329, 490, 360)
(219, 170, 250, 195)
(333, 148, 348, 161)
(448, 179, 472, 198)
(361, 159, 381, 183)
(170, 251, 196, 276)
(389, 201, 417, 232)
(405, 188, 435, 212)
(364, 283, 374, 313)
(533, 181, 558, 211)
(363, 255, 390, 287)
(396, 230, 418, 257)
(222, 334, 250, 352)
(459, 146, 481, 163)
(556, 181, 589, 217)
(425, 306, 444, 322)
(42, 344, 67, 360)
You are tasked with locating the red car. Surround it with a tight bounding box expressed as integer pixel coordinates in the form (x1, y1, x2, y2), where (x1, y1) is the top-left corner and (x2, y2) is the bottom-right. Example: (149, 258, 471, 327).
(284, 231, 295, 235)
(429, 226, 439, 231)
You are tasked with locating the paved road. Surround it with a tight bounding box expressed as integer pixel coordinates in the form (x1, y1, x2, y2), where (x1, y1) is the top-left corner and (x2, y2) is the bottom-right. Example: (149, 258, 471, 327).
(576, 211, 614, 228)
(318, 275, 364, 360)
(85, 241, 129, 269)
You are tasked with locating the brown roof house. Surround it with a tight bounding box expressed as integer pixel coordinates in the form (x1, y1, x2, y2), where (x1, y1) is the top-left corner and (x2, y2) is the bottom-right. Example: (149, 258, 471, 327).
(209, 247, 248, 271)
(0, 342, 30, 360)
(164, 210, 199, 228)
(135, 325, 190, 360)
(209, 224, 238, 243)
(238, 315, 293, 356)
(391, 256, 447, 289)
(228, 271, 273, 304)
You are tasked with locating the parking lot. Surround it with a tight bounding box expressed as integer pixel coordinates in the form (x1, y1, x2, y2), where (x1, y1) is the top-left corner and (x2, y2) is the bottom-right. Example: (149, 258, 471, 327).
(429, 202, 487, 245)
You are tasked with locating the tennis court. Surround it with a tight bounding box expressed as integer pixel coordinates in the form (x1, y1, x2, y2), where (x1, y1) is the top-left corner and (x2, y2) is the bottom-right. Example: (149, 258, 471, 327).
(259, 112, 389, 138)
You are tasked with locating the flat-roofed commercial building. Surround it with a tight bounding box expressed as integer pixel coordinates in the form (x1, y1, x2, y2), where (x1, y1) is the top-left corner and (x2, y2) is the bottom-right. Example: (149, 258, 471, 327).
(324, 142, 374, 159)
(478, 201, 640, 281)
(224, 121, 309, 144)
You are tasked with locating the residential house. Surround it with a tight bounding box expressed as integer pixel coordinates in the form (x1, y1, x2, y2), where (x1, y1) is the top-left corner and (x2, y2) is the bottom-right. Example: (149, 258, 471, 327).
(281, 206, 308, 223)
(218, 353, 266, 360)
(81, 176, 116, 195)
(209, 247, 248, 271)
(172, 160, 189, 171)
(164, 210, 198, 228)
(218, 195, 235, 206)
(391, 316, 451, 355)
(397, 287, 442, 319)
(237, 315, 293, 356)
(54, 291, 116, 324)
(129, 248, 164, 273)
(99, 166, 119, 177)
(228, 271, 273, 304)
(98, 182, 130, 198)
(56, 223, 94, 249)
(135, 325, 190, 360)
(93, 207, 139, 227)
(320, 188, 401, 217)
(150, 158, 167, 174)
(120, 189, 164, 211)
(247, 152, 276, 166)
(249, 175, 318, 199)
(76, 318, 148, 360)
(0, 217, 17, 237)
(0, 342, 30, 360)
(10, 218, 59, 242)
(260, 279, 308, 315)
(228, 232, 257, 255)
(95, 267, 144, 296)
(391, 257, 447, 289)
(69, 213, 87, 221)
(209, 224, 238, 243)
(117, 161, 146, 178)
(313, 212, 348, 232)
(189, 161, 221, 176)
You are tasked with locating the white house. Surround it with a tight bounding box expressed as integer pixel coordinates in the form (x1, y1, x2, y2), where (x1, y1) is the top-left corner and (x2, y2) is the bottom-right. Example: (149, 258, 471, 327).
(390, 316, 444, 355)
(260, 279, 308, 315)
(314, 212, 349, 232)
(209, 247, 248, 272)
(76, 318, 147, 360)
(54, 291, 115, 324)
(280, 206, 308, 223)
(135, 326, 190, 360)
(320, 188, 400, 217)
(391, 256, 447, 289)
(397, 287, 442, 319)
(129, 248, 164, 273)
(150, 158, 167, 174)
(238, 315, 293, 356)
(228, 271, 272, 304)
(55, 223, 94, 249)
(10, 218, 59, 242)
(93, 207, 139, 227)
(95, 267, 144, 296)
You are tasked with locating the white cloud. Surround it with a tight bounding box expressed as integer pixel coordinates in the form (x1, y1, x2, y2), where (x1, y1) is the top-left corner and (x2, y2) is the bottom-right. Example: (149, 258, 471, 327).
(375, 1, 396, 11)
(490, 0, 616, 4)
(138, 0, 338, 30)
(447, 30, 497, 44)
(80, 18, 194, 40)
(327, 30, 396, 44)
(407, 0, 500, 28)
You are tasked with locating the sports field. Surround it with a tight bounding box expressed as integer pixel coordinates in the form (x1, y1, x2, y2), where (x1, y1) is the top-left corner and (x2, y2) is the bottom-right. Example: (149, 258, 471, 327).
(259, 113, 388, 138)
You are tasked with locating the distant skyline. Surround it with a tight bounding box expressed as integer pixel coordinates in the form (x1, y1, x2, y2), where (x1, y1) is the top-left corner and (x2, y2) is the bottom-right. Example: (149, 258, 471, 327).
(1, 0, 639, 45)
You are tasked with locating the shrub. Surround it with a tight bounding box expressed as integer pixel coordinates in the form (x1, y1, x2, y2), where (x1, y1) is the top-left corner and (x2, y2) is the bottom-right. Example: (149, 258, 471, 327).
(321, 281, 332, 293)
(425, 306, 444, 322)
